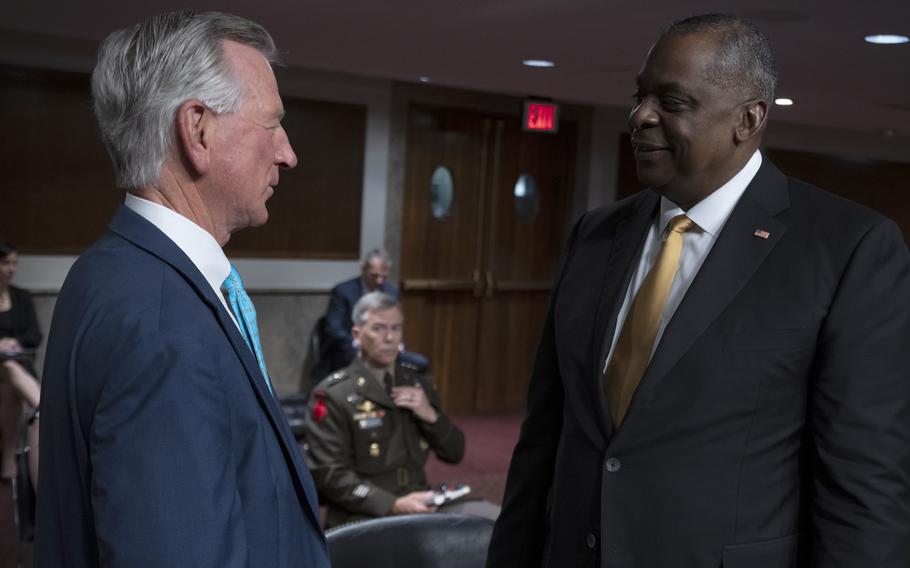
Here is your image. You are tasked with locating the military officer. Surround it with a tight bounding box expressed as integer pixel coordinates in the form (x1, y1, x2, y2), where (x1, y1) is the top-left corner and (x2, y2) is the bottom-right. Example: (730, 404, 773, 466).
(305, 291, 465, 528)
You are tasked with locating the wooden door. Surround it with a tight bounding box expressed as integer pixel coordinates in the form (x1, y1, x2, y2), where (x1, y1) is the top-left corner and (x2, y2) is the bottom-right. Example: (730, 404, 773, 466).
(400, 105, 576, 413)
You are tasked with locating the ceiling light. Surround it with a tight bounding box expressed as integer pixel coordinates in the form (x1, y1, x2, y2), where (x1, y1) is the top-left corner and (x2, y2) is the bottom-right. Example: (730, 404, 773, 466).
(522, 59, 555, 68)
(418, 76, 431, 83)
(864, 34, 909, 45)
(774, 98, 794, 106)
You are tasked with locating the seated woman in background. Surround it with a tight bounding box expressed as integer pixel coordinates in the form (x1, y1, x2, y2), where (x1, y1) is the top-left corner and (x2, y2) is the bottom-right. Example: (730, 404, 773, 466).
(0, 241, 41, 555)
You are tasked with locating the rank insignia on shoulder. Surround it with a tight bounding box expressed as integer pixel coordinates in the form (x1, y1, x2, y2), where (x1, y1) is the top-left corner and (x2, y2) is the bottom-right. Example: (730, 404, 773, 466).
(326, 372, 347, 387)
(352, 484, 370, 499)
(356, 376, 367, 387)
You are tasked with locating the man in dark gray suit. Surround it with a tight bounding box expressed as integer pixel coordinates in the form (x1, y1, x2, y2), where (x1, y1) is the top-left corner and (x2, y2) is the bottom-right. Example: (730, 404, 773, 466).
(322, 248, 400, 374)
(37, 11, 330, 567)
(488, 13, 910, 567)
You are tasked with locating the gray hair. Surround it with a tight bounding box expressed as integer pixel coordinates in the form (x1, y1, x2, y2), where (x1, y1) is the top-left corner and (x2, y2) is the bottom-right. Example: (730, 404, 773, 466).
(352, 291, 400, 326)
(362, 248, 392, 267)
(91, 10, 277, 189)
(663, 13, 777, 103)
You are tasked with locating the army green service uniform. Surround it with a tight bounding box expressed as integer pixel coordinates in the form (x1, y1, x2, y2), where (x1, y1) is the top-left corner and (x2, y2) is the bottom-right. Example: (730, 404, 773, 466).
(305, 358, 465, 528)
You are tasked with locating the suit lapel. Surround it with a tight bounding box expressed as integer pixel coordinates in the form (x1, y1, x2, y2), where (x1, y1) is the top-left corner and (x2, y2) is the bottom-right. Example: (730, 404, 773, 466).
(558, 190, 659, 434)
(108, 205, 324, 533)
(593, 193, 660, 370)
(623, 162, 791, 423)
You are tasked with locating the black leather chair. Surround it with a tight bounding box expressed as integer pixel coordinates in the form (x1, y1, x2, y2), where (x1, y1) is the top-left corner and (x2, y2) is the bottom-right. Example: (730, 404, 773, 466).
(326, 513, 494, 568)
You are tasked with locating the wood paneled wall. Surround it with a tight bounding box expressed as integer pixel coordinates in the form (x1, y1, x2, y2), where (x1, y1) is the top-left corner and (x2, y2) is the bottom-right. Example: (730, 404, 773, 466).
(764, 148, 910, 243)
(0, 66, 367, 259)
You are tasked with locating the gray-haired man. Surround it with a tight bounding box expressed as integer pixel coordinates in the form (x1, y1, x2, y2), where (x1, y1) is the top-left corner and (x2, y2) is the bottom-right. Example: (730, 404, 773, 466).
(305, 291, 465, 528)
(37, 11, 330, 567)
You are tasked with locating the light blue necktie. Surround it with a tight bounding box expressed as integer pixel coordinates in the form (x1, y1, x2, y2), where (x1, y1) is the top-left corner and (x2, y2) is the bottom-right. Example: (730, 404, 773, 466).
(223, 265, 273, 394)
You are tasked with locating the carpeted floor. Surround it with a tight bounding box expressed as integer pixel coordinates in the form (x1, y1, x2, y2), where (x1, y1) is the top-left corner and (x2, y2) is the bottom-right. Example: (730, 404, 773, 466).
(424, 412, 524, 505)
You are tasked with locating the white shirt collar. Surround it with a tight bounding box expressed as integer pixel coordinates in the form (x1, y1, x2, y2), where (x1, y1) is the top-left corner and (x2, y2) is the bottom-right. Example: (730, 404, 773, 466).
(124, 194, 232, 295)
(659, 150, 762, 237)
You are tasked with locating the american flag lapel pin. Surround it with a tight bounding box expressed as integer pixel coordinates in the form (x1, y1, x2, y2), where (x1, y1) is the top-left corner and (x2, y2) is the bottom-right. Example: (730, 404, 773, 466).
(753, 229, 770, 239)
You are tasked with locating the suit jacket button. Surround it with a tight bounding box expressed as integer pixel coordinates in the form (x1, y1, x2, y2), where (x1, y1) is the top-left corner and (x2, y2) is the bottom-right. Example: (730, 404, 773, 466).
(587, 533, 597, 549)
(605, 457, 621, 473)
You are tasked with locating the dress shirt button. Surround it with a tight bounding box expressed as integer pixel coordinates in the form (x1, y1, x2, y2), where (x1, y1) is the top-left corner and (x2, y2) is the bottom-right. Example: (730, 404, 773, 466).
(587, 533, 597, 549)
(605, 457, 621, 473)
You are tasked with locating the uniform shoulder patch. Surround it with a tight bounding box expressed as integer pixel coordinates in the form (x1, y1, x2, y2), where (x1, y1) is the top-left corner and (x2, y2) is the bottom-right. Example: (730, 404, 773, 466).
(325, 372, 350, 387)
(312, 397, 328, 423)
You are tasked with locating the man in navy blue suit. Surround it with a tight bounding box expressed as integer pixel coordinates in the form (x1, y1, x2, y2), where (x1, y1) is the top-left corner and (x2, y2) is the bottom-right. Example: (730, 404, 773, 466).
(322, 249, 400, 374)
(36, 11, 330, 567)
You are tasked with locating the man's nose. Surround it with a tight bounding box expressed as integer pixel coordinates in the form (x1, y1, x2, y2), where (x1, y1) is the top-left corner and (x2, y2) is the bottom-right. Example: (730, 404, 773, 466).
(276, 126, 298, 169)
(628, 97, 658, 131)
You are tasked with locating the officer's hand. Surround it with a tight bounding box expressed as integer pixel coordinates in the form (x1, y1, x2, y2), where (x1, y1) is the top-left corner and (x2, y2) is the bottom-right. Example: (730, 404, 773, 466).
(391, 384, 438, 423)
(391, 491, 438, 515)
(0, 338, 21, 353)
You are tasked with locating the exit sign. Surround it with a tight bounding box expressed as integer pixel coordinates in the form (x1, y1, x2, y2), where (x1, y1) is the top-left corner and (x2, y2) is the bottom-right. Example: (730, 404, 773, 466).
(523, 100, 559, 133)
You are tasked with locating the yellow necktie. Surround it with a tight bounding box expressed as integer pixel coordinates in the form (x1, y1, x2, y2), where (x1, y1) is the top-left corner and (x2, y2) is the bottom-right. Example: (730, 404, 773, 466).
(605, 214, 695, 428)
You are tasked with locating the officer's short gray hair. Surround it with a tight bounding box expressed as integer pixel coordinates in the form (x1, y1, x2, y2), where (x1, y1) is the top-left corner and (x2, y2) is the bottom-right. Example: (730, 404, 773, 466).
(91, 10, 277, 189)
(352, 291, 400, 326)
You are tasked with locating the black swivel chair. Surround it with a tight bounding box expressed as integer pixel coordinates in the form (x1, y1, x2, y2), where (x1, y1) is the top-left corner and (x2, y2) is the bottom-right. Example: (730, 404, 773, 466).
(326, 513, 494, 568)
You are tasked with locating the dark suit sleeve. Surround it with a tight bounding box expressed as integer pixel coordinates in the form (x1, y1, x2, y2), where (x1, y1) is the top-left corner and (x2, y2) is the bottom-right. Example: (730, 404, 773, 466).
(90, 332, 250, 568)
(324, 284, 356, 360)
(809, 218, 910, 566)
(384, 283, 400, 300)
(486, 216, 585, 567)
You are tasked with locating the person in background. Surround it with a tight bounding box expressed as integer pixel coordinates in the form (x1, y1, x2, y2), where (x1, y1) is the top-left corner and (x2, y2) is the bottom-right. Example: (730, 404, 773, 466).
(0, 242, 41, 479)
(305, 291, 464, 528)
(487, 13, 910, 567)
(35, 11, 329, 567)
(0, 241, 41, 566)
(321, 248, 399, 375)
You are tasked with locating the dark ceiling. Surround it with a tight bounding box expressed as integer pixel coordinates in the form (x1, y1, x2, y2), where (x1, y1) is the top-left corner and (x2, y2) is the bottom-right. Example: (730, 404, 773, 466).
(2, 0, 909, 140)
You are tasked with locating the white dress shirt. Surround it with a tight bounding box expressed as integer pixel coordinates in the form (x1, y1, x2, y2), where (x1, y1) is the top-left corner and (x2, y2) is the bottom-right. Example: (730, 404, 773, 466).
(604, 150, 762, 372)
(124, 194, 239, 328)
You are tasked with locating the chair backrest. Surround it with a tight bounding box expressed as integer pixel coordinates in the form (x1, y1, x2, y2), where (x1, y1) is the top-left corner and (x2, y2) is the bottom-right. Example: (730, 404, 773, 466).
(300, 316, 328, 395)
(326, 513, 494, 568)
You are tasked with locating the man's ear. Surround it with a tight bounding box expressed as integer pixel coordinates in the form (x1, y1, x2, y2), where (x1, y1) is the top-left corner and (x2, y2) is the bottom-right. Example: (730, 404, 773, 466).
(351, 325, 361, 342)
(175, 99, 212, 176)
(735, 99, 768, 144)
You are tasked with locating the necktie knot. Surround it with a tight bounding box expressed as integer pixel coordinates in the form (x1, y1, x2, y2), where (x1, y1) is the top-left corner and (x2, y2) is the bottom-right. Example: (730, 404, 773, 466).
(223, 265, 245, 296)
(383, 372, 394, 394)
(666, 214, 695, 237)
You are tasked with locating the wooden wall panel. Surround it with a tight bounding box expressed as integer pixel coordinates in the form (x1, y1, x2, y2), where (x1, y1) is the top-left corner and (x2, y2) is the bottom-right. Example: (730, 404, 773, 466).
(0, 66, 366, 259)
(764, 148, 910, 244)
(225, 93, 366, 259)
(0, 67, 119, 253)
